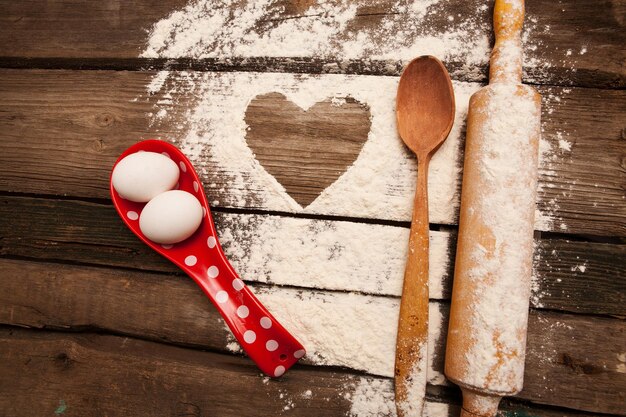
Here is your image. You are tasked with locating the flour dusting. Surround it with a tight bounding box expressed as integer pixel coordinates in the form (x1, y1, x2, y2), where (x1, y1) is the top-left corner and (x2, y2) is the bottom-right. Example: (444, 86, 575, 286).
(217, 212, 451, 298)
(396, 342, 428, 417)
(141, 67, 572, 231)
(224, 286, 446, 382)
(142, 0, 491, 73)
(138, 0, 575, 231)
(135, 0, 583, 411)
(347, 377, 452, 417)
(145, 70, 476, 225)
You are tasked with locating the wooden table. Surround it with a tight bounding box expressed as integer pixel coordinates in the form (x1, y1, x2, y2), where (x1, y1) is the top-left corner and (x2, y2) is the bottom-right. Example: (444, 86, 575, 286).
(0, 1, 624, 416)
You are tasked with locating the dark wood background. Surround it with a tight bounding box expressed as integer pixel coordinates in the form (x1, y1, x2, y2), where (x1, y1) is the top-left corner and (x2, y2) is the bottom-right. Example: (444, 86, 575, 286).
(0, 1, 624, 416)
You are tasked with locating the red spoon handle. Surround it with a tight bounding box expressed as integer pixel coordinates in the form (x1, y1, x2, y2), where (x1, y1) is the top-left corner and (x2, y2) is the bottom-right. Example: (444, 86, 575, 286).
(110, 140, 305, 377)
(182, 255, 305, 377)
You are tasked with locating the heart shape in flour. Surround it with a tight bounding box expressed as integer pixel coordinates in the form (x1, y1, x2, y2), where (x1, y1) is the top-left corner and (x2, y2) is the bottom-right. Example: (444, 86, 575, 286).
(245, 93, 371, 207)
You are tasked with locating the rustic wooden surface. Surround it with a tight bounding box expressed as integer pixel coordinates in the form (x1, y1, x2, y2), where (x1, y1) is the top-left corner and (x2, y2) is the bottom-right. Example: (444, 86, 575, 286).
(0, 70, 623, 235)
(0, 1, 624, 416)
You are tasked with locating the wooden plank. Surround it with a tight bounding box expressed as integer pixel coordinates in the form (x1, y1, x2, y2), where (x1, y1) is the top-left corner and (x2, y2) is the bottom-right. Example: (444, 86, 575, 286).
(0, 1, 624, 88)
(0, 70, 624, 235)
(0, 329, 607, 417)
(523, 313, 626, 415)
(1, 259, 624, 414)
(0, 196, 623, 315)
(0, 0, 188, 58)
(0, 328, 367, 417)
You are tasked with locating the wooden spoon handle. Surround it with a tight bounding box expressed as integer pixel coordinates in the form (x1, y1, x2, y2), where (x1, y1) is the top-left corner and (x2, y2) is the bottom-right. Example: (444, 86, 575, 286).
(490, 0, 525, 84)
(395, 157, 430, 417)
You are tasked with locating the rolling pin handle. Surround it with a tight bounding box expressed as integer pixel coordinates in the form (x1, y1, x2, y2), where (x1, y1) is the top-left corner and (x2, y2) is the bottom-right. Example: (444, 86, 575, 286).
(490, 0, 525, 84)
(460, 388, 502, 417)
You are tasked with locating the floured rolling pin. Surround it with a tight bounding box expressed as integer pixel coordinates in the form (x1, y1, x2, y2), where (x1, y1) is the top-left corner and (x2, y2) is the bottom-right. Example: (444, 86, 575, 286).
(444, 1, 541, 417)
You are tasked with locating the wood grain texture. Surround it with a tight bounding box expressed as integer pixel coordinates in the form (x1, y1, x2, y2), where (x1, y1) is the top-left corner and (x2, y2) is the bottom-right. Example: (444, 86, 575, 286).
(0, 70, 623, 235)
(0, 195, 623, 316)
(0, 328, 357, 417)
(0, 328, 611, 417)
(0, 1, 622, 415)
(0, 0, 624, 88)
(1, 259, 624, 414)
(245, 93, 371, 207)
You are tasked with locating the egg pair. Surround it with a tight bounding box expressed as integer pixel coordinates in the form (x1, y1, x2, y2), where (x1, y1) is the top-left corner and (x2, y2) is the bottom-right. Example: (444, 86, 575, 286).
(111, 151, 203, 244)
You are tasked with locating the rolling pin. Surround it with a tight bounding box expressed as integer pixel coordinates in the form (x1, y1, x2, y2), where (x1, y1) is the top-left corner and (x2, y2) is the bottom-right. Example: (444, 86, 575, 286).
(444, 1, 541, 416)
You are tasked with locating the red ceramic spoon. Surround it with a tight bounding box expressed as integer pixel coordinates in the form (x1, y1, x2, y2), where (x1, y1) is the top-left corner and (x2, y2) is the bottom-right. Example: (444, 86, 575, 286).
(110, 139, 305, 377)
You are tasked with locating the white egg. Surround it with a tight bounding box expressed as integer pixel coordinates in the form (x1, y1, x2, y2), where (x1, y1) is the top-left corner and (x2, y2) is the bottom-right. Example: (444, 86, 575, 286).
(139, 190, 203, 244)
(112, 151, 179, 202)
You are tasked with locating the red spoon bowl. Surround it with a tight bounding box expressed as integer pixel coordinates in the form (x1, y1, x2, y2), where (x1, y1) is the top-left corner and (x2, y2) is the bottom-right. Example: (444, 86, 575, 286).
(110, 139, 305, 377)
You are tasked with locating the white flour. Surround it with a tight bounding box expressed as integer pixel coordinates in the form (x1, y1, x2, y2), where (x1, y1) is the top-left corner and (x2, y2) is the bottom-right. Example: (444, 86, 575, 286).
(396, 342, 428, 417)
(136, 0, 581, 413)
(142, 0, 491, 73)
(227, 285, 447, 383)
(217, 212, 451, 299)
(139, 0, 571, 231)
(347, 377, 452, 416)
(145, 70, 477, 225)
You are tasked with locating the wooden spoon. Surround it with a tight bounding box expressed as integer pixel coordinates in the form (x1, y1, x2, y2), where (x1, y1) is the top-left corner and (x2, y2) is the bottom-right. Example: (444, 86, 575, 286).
(394, 56, 455, 417)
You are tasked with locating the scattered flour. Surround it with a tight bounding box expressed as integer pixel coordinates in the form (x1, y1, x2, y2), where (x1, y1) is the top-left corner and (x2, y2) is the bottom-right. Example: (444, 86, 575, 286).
(558, 138, 572, 151)
(534, 87, 574, 231)
(216, 212, 451, 298)
(348, 378, 396, 417)
(142, 0, 491, 72)
(135, 0, 586, 412)
(530, 243, 551, 309)
(139, 0, 578, 232)
(396, 342, 428, 417)
(347, 377, 451, 417)
(144, 70, 476, 225)
(224, 286, 447, 383)
(146, 70, 170, 94)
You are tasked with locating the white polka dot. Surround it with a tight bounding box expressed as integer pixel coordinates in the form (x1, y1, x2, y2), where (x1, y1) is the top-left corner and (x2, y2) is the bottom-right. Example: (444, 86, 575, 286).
(161, 244, 173, 249)
(193, 181, 199, 192)
(232, 278, 244, 291)
(266, 340, 278, 352)
(260, 317, 272, 329)
(274, 366, 285, 377)
(207, 266, 219, 278)
(202, 207, 206, 217)
(138, 150, 145, 153)
(161, 152, 170, 158)
(179, 161, 186, 172)
(243, 330, 256, 344)
(126, 211, 139, 220)
(293, 349, 305, 359)
(215, 290, 228, 304)
(236, 305, 249, 318)
(184, 255, 197, 266)
(207, 236, 216, 248)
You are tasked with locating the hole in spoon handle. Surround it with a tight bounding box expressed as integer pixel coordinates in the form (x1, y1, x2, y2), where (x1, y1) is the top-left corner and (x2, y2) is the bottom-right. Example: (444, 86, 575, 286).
(184, 264, 306, 377)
